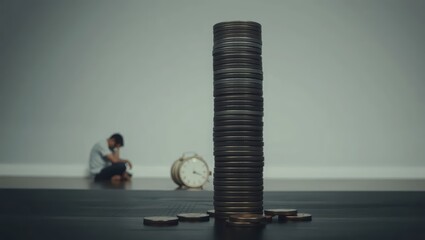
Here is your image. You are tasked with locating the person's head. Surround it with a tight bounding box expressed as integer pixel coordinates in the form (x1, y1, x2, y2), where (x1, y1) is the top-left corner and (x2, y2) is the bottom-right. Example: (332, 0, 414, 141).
(107, 133, 124, 149)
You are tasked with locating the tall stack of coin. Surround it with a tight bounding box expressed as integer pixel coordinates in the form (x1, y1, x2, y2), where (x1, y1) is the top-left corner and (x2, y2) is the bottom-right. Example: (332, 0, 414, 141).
(213, 21, 264, 220)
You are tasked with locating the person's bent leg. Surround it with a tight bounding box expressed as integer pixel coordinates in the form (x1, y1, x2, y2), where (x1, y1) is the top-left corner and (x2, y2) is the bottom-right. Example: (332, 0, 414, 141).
(94, 163, 127, 182)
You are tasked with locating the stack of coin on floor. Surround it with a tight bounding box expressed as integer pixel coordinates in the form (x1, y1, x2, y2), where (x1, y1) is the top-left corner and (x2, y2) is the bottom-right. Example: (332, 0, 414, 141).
(212, 21, 264, 220)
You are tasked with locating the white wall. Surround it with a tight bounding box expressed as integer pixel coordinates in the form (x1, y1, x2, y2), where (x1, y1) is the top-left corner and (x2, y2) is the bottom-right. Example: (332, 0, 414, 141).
(1, 0, 424, 178)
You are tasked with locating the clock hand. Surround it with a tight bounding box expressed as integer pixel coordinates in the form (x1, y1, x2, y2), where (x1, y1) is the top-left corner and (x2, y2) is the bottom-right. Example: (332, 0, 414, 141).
(193, 171, 206, 179)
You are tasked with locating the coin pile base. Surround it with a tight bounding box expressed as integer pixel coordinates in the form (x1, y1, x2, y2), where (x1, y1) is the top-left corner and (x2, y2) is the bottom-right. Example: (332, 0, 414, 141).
(226, 214, 266, 228)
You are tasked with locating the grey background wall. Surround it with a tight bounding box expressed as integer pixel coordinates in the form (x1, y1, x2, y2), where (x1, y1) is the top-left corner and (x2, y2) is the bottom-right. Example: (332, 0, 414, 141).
(1, 0, 424, 178)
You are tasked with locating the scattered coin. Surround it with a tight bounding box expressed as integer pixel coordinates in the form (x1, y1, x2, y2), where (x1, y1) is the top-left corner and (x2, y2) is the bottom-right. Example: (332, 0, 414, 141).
(264, 209, 298, 217)
(283, 213, 313, 222)
(176, 213, 210, 222)
(143, 216, 179, 226)
(207, 209, 215, 217)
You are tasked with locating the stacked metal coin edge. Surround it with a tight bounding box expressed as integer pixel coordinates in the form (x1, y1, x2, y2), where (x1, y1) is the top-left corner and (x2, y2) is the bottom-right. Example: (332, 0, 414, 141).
(213, 21, 264, 220)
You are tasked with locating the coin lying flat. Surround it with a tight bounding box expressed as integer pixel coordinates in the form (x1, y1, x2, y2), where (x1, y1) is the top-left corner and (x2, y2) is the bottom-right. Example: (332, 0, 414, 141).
(207, 209, 215, 217)
(282, 213, 313, 222)
(263, 214, 273, 223)
(143, 216, 179, 226)
(225, 220, 265, 228)
(229, 214, 265, 223)
(264, 209, 298, 217)
(176, 213, 210, 222)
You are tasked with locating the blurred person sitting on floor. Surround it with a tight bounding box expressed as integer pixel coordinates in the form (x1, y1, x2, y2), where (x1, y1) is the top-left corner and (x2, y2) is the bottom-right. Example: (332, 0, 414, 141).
(89, 133, 132, 182)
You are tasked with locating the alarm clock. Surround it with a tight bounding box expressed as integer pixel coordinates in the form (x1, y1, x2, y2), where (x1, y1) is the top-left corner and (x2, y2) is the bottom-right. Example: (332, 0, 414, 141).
(171, 152, 211, 188)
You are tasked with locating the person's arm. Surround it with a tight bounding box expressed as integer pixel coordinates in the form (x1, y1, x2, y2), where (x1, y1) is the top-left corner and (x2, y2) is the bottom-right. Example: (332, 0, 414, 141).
(105, 150, 132, 169)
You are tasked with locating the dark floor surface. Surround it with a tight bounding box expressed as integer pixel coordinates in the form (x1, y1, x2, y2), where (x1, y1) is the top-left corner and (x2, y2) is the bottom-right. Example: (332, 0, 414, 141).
(1, 177, 425, 191)
(1, 189, 424, 240)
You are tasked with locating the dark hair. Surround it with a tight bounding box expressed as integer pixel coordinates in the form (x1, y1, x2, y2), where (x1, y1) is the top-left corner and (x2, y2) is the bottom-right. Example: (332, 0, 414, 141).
(110, 133, 124, 147)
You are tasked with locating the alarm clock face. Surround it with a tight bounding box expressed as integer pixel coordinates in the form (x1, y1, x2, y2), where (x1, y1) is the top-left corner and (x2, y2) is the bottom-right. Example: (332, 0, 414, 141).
(179, 157, 209, 188)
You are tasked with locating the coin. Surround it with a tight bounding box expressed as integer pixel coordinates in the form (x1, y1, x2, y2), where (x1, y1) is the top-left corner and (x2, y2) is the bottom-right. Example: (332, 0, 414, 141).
(214, 131, 263, 136)
(214, 106, 264, 112)
(214, 185, 263, 191)
(215, 94, 263, 101)
(143, 216, 179, 226)
(214, 190, 263, 196)
(214, 32, 261, 39)
(214, 26, 261, 34)
(263, 214, 273, 223)
(279, 213, 312, 222)
(213, 88, 263, 97)
(215, 162, 264, 168)
(214, 59, 261, 66)
(215, 201, 263, 207)
(214, 63, 262, 71)
(215, 211, 263, 219)
(214, 33, 261, 41)
(214, 119, 263, 126)
(264, 209, 298, 217)
(214, 84, 263, 91)
(214, 83, 263, 90)
(214, 53, 261, 60)
(214, 41, 262, 48)
(213, 20, 261, 27)
(215, 110, 263, 116)
(214, 167, 263, 173)
(214, 136, 263, 142)
(177, 213, 210, 222)
(214, 146, 264, 152)
(214, 195, 263, 202)
(214, 179, 263, 186)
(207, 209, 215, 217)
(214, 141, 263, 147)
(214, 73, 263, 80)
(229, 214, 265, 223)
(213, 49, 262, 56)
(213, 78, 263, 87)
(213, 48, 262, 56)
(214, 151, 264, 157)
(215, 206, 263, 212)
(214, 170, 262, 176)
(214, 36, 262, 44)
(214, 156, 264, 161)
(214, 114, 263, 121)
(214, 126, 263, 132)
